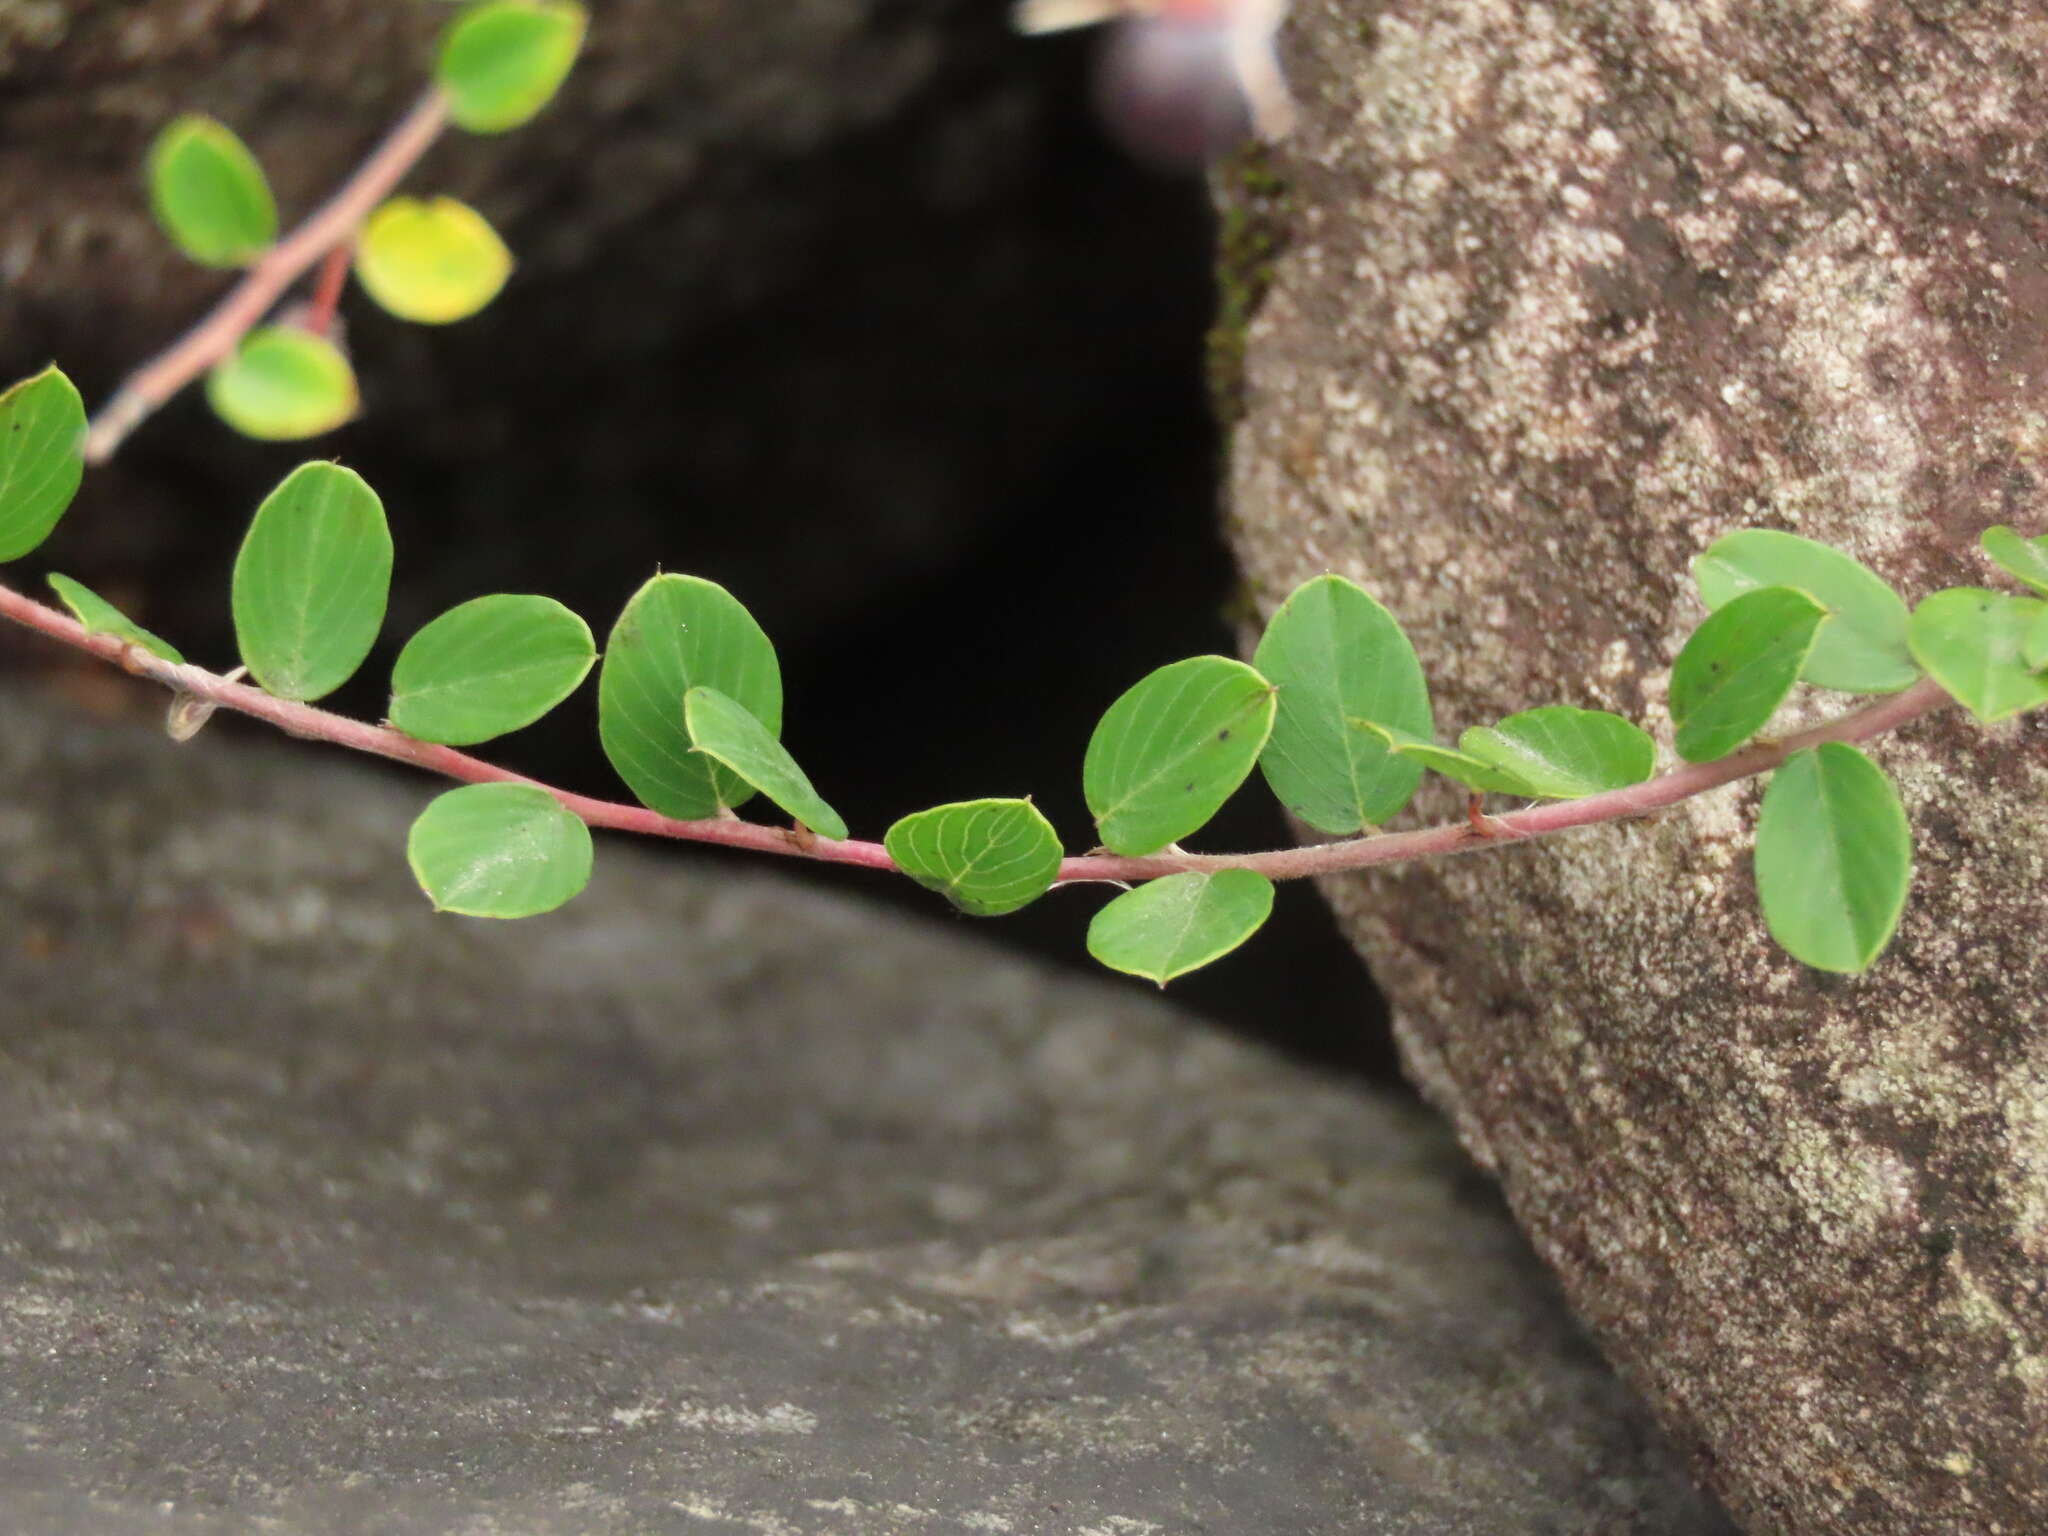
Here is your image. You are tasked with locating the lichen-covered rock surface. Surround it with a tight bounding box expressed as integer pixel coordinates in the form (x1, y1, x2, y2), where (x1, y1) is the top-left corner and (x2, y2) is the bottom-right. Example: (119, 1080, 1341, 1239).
(1226, 3, 2048, 1532)
(0, 689, 1728, 1534)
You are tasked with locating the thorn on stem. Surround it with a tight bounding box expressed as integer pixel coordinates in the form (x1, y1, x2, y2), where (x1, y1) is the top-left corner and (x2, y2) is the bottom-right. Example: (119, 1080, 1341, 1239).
(301, 240, 356, 339)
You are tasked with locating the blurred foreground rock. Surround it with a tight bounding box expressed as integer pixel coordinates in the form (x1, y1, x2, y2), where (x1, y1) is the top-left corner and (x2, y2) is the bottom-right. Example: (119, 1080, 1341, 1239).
(0, 689, 1726, 1533)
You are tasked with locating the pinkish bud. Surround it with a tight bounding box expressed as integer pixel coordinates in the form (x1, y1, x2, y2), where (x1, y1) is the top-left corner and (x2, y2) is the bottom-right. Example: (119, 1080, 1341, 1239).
(1013, 0, 1295, 172)
(1094, 12, 1252, 169)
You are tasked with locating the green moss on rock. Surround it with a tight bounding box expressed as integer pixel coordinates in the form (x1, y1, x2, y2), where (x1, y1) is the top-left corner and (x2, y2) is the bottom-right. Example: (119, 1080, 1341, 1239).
(1208, 144, 1293, 428)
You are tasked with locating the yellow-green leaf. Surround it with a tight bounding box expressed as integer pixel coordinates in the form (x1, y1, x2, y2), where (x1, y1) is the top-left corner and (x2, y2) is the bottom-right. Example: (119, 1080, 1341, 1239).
(355, 196, 513, 325)
(205, 327, 358, 442)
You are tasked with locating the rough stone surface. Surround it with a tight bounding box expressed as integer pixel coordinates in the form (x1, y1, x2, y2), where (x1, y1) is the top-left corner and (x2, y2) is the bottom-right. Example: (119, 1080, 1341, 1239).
(0, 689, 1729, 1533)
(1226, 3, 2048, 1532)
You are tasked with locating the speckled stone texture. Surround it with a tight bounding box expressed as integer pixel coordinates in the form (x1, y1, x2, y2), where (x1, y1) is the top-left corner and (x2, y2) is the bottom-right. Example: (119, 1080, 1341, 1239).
(0, 689, 1729, 1534)
(1225, 4, 2048, 1532)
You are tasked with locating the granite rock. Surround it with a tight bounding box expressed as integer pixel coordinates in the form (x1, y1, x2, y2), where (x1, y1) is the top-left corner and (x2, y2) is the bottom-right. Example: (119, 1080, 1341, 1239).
(0, 690, 1726, 1533)
(1225, 3, 2048, 1531)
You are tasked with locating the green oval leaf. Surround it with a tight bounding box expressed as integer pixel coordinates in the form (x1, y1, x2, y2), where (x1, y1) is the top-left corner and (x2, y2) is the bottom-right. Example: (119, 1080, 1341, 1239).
(47, 574, 184, 664)
(683, 686, 847, 839)
(1355, 721, 1534, 796)
(1906, 587, 2048, 723)
(231, 462, 392, 701)
(438, 0, 587, 134)
(205, 326, 359, 442)
(1083, 656, 1277, 856)
(388, 593, 595, 745)
(1670, 586, 1827, 763)
(0, 367, 87, 562)
(1981, 525, 2048, 597)
(1694, 529, 1916, 694)
(597, 574, 782, 821)
(145, 114, 277, 268)
(884, 799, 1064, 917)
(1456, 706, 1656, 799)
(407, 782, 593, 918)
(1252, 574, 1431, 833)
(355, 196, 513, 324)
(1086, 869, 1275, 986)
(1755, 743, 1912, 974)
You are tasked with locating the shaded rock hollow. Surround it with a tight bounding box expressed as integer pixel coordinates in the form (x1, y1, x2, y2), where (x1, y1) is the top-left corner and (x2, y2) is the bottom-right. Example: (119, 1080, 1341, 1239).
(1227, 2, 2048, 1532)
(0, 0, 1204, 653)
(0, 0, 1399, 1062)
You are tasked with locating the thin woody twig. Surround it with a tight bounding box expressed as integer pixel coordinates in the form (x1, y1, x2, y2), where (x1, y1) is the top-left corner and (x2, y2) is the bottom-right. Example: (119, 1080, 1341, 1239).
(0, 576, 1956, 888)
(0, 579, 901, 872)
(301, 241, 357, 339)
(84, 88, 452, 464)
(1056, 678, 1950, 883)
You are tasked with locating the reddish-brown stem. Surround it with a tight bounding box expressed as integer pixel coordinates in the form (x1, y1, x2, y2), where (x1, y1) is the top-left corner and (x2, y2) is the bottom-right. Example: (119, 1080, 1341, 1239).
(84, 88, 452, 463)
(0, 580, 901, 872)
(1057, 680, 1950, 882)
(0, 577, 1955, 887)
(301, 241, 357, 338)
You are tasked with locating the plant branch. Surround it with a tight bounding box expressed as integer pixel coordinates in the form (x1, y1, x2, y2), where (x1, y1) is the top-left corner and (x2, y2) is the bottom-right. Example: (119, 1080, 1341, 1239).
(1057, 677, 1951, 882)
(0, 580, 900, 872)
(301, 241, 357, 339)
(0, 576, 1956, 887)
(84, 88, 452, 464)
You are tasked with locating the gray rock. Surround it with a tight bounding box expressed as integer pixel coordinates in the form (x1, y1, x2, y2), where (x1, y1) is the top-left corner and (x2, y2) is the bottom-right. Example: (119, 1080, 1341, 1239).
(0, 690, 1727, 1533)
(1225, 2, 2048, 1531)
